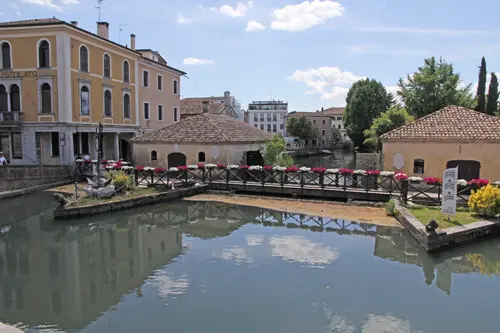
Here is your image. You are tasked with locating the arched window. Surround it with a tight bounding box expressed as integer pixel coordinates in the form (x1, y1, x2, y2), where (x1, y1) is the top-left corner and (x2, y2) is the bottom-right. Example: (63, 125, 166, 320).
(198, 151, 206, 162)
(38, 40, 50, 68)
(0, 85, 7, 111)
(151, 150, 157, 161)
(79, 45, 89, 72)
(103, 53, 111, 78)
(104, 90, 112, 117)
(123, 60, 130, 83)
(10, 84, 20, 111)
(80, 86, 90, 115)
(1, 42, 11, 69)
(41, 83, 51, 114)
(413, 159, 425, 174)
(123, 93, 130, 118)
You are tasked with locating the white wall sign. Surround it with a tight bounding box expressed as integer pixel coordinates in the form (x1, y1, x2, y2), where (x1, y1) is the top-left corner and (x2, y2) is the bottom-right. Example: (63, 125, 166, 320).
(441, 166, 458, 216)
(211, 146, 219, 159)
(393, 153, 404, 170)
(173, 144, 179, 152)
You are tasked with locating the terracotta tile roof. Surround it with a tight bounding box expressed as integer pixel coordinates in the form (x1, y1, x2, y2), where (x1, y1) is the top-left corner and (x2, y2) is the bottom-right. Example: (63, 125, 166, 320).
(380, 105, 500, 142)
(0, 18, 62, 27)
(321, 107, 345, 115)
(288, 111, 332, 118)
(181, 101, 226, 115)
(130, 113, 273, 144)
(182, 97, 225, 103)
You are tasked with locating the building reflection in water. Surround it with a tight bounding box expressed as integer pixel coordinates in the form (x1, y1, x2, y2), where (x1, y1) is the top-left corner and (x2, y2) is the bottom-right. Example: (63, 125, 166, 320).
(0, 197, 500, 331)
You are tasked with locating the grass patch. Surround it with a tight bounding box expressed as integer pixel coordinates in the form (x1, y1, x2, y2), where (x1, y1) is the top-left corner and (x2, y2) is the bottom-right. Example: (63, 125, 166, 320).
(407, 205, 490, 229)
(71, 187, 159, 207)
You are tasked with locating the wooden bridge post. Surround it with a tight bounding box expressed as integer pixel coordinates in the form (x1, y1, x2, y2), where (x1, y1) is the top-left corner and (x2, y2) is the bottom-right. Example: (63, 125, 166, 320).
(134, 169, 139, 186)
(401, 180, 409, 204)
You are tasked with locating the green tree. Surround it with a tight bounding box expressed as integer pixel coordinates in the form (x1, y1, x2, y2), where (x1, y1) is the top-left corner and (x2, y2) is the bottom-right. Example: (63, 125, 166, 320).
(397, 56, 475, 118)
(344, 78, 392, 149)
(476, 57, 487, 113)
(363, 106, 414, 151)
(330, 127, 343, 148)
(486, 72, 499, 116)
(264, 134, 294, 166)
(286, 116, 317, 147)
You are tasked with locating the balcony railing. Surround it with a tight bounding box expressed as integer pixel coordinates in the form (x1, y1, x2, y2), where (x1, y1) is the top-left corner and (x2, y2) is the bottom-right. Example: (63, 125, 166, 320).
(0, 111, 23, 125)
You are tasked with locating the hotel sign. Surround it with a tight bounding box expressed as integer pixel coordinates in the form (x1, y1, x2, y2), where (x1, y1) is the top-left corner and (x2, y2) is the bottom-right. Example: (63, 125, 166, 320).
(0, 71, 38, 78)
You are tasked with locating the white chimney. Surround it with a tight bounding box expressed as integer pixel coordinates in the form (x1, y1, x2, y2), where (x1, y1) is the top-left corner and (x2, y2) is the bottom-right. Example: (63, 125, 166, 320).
(97, 22, 109, 39)
(70, 21, 78, 27)
(130, 34, 136, 50)
(224, 91, 231, 107)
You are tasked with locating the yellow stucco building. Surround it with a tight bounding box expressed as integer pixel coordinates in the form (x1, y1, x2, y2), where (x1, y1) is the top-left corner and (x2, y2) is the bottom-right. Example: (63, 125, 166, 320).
(0, 18, 185, 165)
(381, 105, 500, 181)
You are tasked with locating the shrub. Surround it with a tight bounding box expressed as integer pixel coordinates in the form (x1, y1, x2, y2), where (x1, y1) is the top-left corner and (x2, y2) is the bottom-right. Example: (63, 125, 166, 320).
(385, 199, 396, 216)
(341, 140, 353, 150)
(468, 184, 500, 217)
(112, 172, 130, 191)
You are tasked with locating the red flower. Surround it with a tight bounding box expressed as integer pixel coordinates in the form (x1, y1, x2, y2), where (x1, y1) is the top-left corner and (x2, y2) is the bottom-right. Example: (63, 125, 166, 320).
(177, 165, 188, 171)
(84, 160, 93, 164)
(240, 165, 250, 169)
(217, 163, 227, 169)
(424, 177, 442, 185)
(135, 166, 144, 171)
(312, 167, 326, 174)
(468, 178, 489, 187)
(154, 167, 166, 174)
(286, 166, 300, 173)
(264, 165, 273, 171)
(101, 159, 108, 165)
(113, 161, 123, 170)
(197, 163, 205, 169)
(366, 170, 381, 176)
(339, 168, 354, 175)
(394, 172, 408, 180)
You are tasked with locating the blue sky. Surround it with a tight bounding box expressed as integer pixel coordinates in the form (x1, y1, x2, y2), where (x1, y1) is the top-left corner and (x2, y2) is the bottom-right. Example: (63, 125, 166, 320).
(2, 0, 500, 111)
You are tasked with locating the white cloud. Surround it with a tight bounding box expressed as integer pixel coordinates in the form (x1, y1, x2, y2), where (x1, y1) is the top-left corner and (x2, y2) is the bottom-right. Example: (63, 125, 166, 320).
(212, 1, 253, 17)
(246, 235, 264, 246)
(178, 14, 192, 24)
(21, 0, 62, 11)
(362, 314, 423, 333)
(60, 0, 79, 4)
(245, 20, 265, 31)
(8, 2, 21, 10)
(269, 235, 339, 267)
(152, 274, 189, 299)
(289, 66, 365, 104)
(357, 26, 500, 35)
(271, 0, 344, 32)
(183, 57, 215, 65)
(218, 246, 252, 264)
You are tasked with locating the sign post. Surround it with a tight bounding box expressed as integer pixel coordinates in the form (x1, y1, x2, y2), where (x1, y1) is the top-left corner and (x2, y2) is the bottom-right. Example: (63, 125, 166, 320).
(441, 167, 458, 218)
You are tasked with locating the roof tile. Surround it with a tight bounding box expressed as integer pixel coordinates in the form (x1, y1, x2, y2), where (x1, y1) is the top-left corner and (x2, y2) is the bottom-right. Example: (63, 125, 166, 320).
(380, 105, 500, 142)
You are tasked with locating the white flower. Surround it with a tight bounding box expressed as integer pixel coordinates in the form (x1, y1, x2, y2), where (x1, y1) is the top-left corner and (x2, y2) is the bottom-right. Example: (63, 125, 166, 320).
(249, 165, 263, 171)
(353, 169, 366, 175)
(326, 168, 339, 174)
(169, 167, 179, 172)
(273, 166, 287, 171)
(75, 159, 84, 162)
(299, 167, 311, 172)
(106, 165, 115, 169)
(107, 160, 116, 163)
(380, 171, 395, 176)
(457, 179, 468, 186)
(408, 176, 422, 182)
(227, 164, 240, 170)
(187, 165, 198, 170)
(144, 166, 155, 171)
(122, 166, 134, 170)
(205, 164, 217, 169)
(122, 161, 130, 165)
(91, 160, 98, 163)
(493, 181, 500, 186)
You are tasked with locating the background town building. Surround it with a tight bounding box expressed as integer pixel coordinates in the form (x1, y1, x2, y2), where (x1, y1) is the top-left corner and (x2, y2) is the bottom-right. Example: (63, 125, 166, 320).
(321, 107, 348, 140)
(380, 105, 500, 180)
(180, 91, 240, 120)
(246, 100, 288, 136)
(287, 111, 334, 148)
(131, 111, 272, 167)
(0, 18, 184, 165)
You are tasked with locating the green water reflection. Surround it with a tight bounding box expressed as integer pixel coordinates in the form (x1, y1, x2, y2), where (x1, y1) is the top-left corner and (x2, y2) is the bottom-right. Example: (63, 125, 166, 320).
(1, 192, 500, 332)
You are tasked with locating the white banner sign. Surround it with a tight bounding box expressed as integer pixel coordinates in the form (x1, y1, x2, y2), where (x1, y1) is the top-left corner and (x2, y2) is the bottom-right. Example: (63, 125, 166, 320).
(441, 167, 458, 216)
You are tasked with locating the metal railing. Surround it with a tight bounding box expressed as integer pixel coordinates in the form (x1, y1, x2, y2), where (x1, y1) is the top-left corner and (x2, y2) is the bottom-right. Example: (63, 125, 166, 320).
(0, 111, 23, 125)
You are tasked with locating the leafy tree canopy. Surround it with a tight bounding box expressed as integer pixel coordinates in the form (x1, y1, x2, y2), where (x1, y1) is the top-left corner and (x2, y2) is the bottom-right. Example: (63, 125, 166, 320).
(363, 106, 414, 151)
(264, 134, 294, 167)
(286, 116, 317, 142)
(486, 72, 499, 116)
(397, 56, 475, 118)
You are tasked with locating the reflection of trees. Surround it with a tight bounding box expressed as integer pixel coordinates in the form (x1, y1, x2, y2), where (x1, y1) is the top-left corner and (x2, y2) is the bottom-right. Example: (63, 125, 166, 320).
(466, 254, 500, 276)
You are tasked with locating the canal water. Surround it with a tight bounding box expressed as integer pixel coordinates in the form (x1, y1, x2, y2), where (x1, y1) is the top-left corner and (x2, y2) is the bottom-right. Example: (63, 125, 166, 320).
(1, 191, 500, 333)
(294, 150, 356, 169)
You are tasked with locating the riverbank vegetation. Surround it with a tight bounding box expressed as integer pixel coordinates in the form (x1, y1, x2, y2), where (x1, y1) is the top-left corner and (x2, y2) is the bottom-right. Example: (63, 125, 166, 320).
(407, 205, 492, 229)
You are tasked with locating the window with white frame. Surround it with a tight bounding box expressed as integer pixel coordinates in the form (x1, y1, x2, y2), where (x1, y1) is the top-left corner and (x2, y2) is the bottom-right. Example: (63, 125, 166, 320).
(10, 84, 20, 112)
(1, 42, 12, 69)
(103, 53, 111, 78)
(41, 83, 52, 114)
(143, 70, 149, 87)
(104, 89, 112, 117)
(80, 85, 90, 115)
(157, 75, 163, 91)
(79, 45, 89, 72)
(38, 40, 50, 68)
(173, 80, 178, 95)
(123, 93, 131, 118)
(173, 107, 178, 122)
(123, 60, 130, 83)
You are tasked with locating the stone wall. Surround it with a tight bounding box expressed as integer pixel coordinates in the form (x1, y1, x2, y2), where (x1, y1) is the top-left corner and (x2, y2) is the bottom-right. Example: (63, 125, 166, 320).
(356, 153, 380, 170)
(0, 165, 72, 192)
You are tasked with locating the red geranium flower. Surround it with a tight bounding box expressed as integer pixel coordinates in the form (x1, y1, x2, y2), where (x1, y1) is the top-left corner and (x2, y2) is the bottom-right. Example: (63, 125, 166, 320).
(154, 167, 166, 174)
(197, 163, 205, 169)
(424, 177, 442, 185)
(135, 166, 144, 171)
(286, 166, 300, 172)
(217, 163, 227, 169)
(366, 170, 381, 176)
(177, 165, 188, 171)
(339, 168, 354, 175)
(468, 178, 489, 187)
(101, 159, 108, 165)
(84, 160, 93, 164)
(264, 165, 273, 171)
(394, 172, 408, 180)
(312, 167, 326, 174)
(240, 165, 250, 169)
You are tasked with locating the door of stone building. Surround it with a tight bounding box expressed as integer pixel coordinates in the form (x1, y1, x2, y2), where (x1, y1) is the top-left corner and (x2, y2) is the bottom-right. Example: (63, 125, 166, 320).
(168, 152, 186, 168)
(446, 160, 481, 180)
